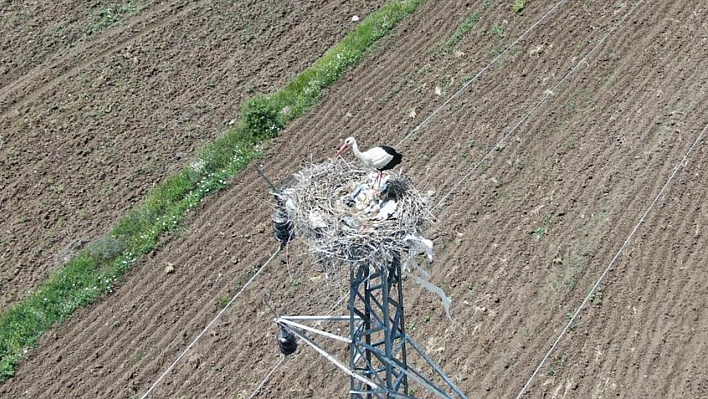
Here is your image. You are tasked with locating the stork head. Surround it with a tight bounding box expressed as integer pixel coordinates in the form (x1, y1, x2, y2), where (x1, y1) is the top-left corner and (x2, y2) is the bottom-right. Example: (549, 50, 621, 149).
(335, 137, 356, 157)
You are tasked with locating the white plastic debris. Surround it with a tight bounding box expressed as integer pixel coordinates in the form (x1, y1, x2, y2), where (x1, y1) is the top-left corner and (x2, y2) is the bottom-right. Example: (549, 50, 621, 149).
(402, 235, 452, 319)
(374, 173, 390, 188)
(362, 202, 381, 215)
(351, 15, 360, 22)
(355, 187, 375, 211)
(405, 234, 435, 262)
(413, 275, 452, 319)
(308, 211, 327, 229)
(281, 158, 432, 272)
(341, 216, 360, 229)
(376, 200, 397, 220)
(285, 198, 296, 215)
(343, 185, 366, 207)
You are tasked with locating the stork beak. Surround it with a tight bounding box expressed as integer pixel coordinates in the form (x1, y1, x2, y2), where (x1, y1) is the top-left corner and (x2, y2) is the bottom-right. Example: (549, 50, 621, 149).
(335, 143, 349, 157)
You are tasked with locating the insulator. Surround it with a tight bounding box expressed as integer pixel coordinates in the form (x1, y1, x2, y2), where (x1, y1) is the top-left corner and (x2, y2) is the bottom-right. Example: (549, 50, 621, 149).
(272, 207, 294, 246)
(277, 326, 298, 356)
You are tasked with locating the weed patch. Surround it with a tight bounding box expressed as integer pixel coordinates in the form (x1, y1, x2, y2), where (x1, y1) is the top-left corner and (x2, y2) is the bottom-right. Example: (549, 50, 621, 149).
(547, 355, 564, 376)
(89, 2, 138, 33)
(512, 0, 529, 14)
(529, 212, 554, 239)
(491, 25, 506, 38)
(590, 287, 604, 306)
(441, 12, 480, 53)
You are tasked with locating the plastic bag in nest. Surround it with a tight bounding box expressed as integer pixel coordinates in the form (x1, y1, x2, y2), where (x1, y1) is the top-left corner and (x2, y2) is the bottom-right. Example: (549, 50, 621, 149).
(336, 173, 408, 225)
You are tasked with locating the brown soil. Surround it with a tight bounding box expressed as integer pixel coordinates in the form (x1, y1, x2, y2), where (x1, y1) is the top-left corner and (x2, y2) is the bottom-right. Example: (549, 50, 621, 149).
(0, 0, 385, 309)
(2, 0, 707, 398)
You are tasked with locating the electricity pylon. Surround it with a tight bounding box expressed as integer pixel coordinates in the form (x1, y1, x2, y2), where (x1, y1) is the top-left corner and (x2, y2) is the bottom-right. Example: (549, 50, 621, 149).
(277, 256, 468, 399)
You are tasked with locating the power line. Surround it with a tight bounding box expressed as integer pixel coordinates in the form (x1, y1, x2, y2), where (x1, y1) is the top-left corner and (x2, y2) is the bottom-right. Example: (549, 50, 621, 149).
(159, 1, 650, 397)
(244, 294, 348, 398)
(249, 5, 584, 393)
(265, 1, 649, 396)
(434, 0, 647, 210)
(268, 0, 601, 387)
(139, 248, 281, 399)
(247, 356, 286, 399)
(514, 119, 708, 398)
(396, 0, 570, 148)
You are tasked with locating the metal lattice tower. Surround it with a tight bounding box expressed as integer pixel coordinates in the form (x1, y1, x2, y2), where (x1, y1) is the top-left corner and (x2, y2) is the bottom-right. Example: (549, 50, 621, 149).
(348, 256, 409, 397)
(278, 256, 468, 399)
(270, 160, 467, 398)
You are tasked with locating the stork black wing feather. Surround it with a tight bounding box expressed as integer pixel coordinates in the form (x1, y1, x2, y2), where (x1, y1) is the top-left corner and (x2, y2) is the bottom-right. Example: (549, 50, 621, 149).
(378, 145, 402, 171)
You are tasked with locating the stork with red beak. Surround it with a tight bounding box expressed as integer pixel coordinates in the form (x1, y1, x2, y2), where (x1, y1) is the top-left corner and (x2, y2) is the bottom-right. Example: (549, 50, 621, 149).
(335, 136, 403, 187)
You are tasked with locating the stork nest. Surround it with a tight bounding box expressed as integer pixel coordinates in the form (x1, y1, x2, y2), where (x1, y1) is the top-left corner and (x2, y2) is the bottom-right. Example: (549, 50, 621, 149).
(278, 158, 432, 270)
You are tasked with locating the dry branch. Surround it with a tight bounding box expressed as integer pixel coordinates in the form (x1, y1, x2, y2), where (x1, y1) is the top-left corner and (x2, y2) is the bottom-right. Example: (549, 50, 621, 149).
(278, 158, 433, 271)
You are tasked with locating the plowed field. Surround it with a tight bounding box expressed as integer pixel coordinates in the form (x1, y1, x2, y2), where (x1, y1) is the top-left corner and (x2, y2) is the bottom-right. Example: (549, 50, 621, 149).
(0, 0, 385, 309)
(2, 0, 707, 398)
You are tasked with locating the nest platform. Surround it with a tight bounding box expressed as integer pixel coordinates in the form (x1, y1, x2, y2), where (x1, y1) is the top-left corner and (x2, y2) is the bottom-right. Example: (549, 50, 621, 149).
(278, 158, 432, 270)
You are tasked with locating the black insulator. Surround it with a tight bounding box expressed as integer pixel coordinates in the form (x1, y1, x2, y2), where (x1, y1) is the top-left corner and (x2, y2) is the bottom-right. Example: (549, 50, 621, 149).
(272, 207, 294, 246)
(277, 326, 298, 355)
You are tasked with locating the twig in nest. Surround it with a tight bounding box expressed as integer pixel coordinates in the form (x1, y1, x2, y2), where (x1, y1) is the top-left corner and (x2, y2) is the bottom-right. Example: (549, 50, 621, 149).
(279, 158, 432, 270)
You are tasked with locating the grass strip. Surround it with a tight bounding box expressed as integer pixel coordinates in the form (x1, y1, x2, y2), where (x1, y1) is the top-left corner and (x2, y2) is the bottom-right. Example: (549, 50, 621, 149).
(0, 0, 426, 383)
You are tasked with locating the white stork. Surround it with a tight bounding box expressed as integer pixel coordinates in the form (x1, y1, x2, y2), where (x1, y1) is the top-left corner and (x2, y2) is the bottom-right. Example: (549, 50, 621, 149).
(335, 136, 403, 188)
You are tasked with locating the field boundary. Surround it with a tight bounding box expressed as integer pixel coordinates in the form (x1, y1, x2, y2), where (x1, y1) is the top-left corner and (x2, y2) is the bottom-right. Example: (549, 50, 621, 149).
(0, 0, 426, 383)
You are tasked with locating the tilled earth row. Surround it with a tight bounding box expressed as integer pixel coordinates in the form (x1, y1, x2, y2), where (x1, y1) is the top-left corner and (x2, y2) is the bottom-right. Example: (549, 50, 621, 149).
(0, 0, 386, 309)
(2, 0, 707, 398)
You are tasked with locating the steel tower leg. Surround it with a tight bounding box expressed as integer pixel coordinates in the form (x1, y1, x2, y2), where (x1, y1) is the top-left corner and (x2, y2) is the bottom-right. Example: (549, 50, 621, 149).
(278, 257, 468, 399)
(349, 257, 408, 398)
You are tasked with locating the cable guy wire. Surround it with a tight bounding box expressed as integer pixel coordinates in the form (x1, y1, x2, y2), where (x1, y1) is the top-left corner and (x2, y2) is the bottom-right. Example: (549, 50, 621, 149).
(139, 248, 281, 399)
(515, 119, 708, 399)
(396, 0, 570, 148)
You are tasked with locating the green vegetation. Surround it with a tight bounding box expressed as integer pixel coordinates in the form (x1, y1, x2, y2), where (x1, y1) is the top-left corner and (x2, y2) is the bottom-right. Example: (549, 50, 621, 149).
(441, 0, 506, 54)
(268, 0, 426, 121)
(491, 25, 506, 38)
(512, 0, 529, 13)
(590, 287, 604, 306)
(565, 91, 596, 115)
(90, 2, 138, 33)
(442, 12, 480, 53)
(217, 294, 231, 307)
(530, 226, 547, 238)
(460, 139, 475, 160)
(530, 212, 554, 239)
(0, 0, 426, 383)
(547, 355, 564, 376)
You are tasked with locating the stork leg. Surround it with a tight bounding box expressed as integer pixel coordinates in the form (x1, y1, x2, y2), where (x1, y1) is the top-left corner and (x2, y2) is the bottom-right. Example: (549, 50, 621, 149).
(374, 171, 384, 196)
